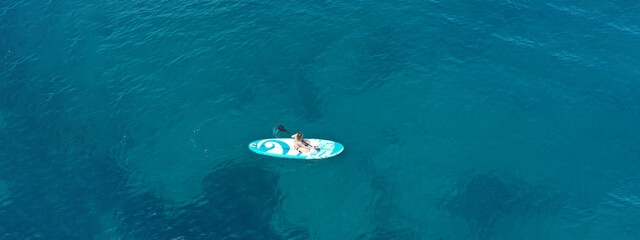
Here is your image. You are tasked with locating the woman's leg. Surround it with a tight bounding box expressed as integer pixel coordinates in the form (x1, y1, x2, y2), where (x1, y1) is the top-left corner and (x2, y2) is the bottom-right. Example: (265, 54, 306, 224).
(302, 140, 318, 150)
(295, 145, 310, 153)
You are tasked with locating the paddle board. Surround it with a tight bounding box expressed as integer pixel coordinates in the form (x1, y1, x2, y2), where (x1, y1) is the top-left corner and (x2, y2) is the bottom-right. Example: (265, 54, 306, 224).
(248, 138, 344, 159)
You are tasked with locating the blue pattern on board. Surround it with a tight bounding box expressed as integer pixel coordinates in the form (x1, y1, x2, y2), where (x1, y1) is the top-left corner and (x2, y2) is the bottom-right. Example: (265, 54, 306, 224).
(257, 139, 290, 155)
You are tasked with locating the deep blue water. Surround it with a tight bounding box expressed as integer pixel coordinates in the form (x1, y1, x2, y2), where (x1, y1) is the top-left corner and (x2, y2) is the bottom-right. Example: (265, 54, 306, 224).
(1, 0, 639, 239)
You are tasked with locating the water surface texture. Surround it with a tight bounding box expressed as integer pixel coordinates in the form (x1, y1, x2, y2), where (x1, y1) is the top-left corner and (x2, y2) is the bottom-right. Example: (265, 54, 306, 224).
(1, 0, 639, 239)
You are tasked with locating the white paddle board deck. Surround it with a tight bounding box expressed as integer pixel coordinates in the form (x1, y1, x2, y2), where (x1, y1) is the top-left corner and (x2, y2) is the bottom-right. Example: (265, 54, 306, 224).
(249, 138, 344, 159)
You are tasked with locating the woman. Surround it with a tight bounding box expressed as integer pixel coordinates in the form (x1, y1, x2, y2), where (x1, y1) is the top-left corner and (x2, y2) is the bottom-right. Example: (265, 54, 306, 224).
(292, 132, 319, 153)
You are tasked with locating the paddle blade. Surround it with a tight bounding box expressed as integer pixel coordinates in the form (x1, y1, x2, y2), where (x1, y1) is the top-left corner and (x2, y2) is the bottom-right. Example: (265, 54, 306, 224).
(277, 125, 290, 133)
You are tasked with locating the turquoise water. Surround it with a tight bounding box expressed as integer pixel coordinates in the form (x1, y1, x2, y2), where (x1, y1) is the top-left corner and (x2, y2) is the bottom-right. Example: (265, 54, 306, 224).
(1, 0, 639, 239)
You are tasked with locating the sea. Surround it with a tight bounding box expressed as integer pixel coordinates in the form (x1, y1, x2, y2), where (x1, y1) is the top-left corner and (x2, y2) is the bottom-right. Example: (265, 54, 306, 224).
(1, 0, 639, 239)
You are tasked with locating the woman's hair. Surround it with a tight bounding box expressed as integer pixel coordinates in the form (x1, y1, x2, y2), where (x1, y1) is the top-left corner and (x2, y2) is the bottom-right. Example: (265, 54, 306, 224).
(294, 132, 303, 141)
